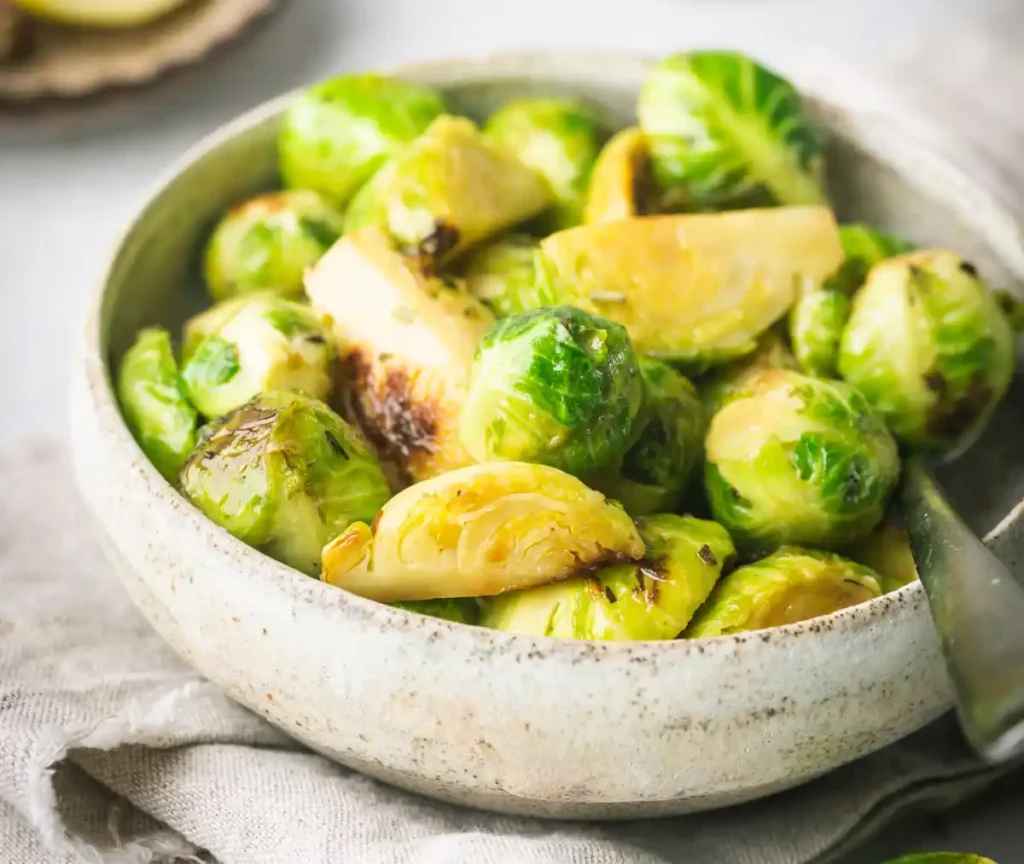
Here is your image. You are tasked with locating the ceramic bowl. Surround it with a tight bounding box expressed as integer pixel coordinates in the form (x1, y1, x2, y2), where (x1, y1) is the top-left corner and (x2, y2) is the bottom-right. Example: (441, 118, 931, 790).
(69, 52, 1024, 820)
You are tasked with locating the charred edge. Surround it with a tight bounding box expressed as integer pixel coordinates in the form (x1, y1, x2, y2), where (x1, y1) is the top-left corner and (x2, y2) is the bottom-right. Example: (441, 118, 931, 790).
(306, 333, 326, 345)
(925, 370, 992, 440)
(631, 149, 654, 217)
(697, 544, 717, 566)
(842, 578, 864, 586)
(370, 509, 384, 534)
(564, 549, 639, 584)
(604, 585, 617, 604)
(960, 260, 979, 277)
(342, 350, 439, 474)
(325, 431, 349, 459)
(410, 221, 461, 274)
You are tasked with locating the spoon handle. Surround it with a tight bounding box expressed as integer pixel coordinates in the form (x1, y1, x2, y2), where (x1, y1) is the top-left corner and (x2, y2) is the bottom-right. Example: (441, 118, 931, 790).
(901, 457, 1024, 762)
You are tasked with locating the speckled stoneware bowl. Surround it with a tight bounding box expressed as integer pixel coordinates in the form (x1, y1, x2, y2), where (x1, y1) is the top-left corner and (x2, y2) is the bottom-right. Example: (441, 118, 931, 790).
(69, 52, 1024, 820)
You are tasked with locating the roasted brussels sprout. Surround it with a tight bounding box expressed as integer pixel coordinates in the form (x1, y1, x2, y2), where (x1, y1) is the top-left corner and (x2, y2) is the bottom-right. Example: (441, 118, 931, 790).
(684, 546, 882, 637)
(837, 250, 1015, 454)
(637, 51, 826, 209)
(305, 226, 494, 483)
(826, 223, 914, 295)
(483, 515, 735, 640)
(590, 358, 704, 515)
(882, 855, 997, 864)
(278, 74, 445, 204)
(392, 598, 480, 625)
(342, 115, 553, 262)
(321, 461, 644, 601)
(180, 295, 335, 419)
(461, 234, 546, 318)
(535, 207, 843, 364)
(181, 391, 391, 575)
(117, 327, 199, 483)
(844, 512, 919, 593)
(788, 288, 850, 378)
(459, 306, 643, 476)
(700, 327, 799, 417)
(203, 190, 346, 302)
(584, 126, 653, 224)
(484, 98, 604, 230)
(704, 369, 900, 550)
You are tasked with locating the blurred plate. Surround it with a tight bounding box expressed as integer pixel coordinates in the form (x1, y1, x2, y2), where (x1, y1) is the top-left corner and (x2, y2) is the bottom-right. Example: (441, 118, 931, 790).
(0, 0, 276, 105)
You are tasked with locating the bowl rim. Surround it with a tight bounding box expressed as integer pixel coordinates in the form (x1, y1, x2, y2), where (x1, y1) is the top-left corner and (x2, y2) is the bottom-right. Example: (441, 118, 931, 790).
(79, 48, 1024, 658)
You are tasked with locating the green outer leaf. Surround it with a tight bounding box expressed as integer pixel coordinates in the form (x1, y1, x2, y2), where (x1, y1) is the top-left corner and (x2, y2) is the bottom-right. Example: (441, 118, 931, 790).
(684, 546, 882, 637)
(460, 306, 643, 476)
(180, 392, 391, 576)
(117, 328, 199, 484)
(392, 599, 480, 625)
(278, 74, 445, 204)
(788, 288, 850, 377)
(637, 50, 826, 208)
(481, 514, 736, 641)
(461, 234, 557, 319)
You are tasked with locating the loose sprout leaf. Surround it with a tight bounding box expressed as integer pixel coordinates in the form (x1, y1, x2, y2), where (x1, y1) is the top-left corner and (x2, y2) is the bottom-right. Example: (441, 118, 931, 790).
(837, 250, 1015, 453)
(203, 190, 346, 302)
(459, 306, 643, 477)
(482, 514, 735, 641)
(320, 461, 644, 601)
(117, 328, 199, 483)
(684, 546, 882, 637)
(279, 73, 445, 205)
(637, 51, 827, 209)
(704, 369, 900, 551)
(181, 391, 391, 576)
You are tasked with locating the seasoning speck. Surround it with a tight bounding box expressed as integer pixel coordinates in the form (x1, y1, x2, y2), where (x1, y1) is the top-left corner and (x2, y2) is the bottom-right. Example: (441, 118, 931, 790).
(697, 544, 717, 566)
(391, 306, 417, 324)
(589, 290, 626, 304)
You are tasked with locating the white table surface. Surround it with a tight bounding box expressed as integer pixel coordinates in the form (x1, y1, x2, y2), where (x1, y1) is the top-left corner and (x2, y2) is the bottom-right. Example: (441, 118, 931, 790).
(2, 0, 1022, 860)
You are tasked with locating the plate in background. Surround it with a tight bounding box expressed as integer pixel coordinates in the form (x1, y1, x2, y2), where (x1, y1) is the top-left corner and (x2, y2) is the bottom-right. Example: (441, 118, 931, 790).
(0, 0, 277, 105)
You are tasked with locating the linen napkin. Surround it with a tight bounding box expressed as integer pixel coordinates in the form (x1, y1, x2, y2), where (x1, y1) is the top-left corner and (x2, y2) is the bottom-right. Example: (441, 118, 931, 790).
(7, 4, 1024, 861)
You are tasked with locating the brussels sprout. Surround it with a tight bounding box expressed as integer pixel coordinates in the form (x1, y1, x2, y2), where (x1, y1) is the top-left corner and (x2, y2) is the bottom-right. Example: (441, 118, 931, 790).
(837, 250, 1015, 453)
(483, 515, 735, 641)
(788, 288, 850, 378)
(180, 295, 335, 419)
(117, 328, 199, 483)
(536, 207, 843, 364)
(826, 223, 914, 295)
(392, 598, 480, 625)
(278, 74, 444, 204)
(202, 190, 346, 302)
(883, 855, 997, 864)
(459, 306, 643, 476)
(590, 358, 705, 515)
(320, 461, 644, 601)
(584, 127, 653, 225)
(637, 51, 826, 209)
(181, 391, 391, 575)
(704, 369, 900, 550)
(342, 115, 553, 262)
(461, 234, 549, 318)
(483, 98, 604, 230)
(844, 512, 919, 593)
(700, 327, 799, 417)
(305, 226, 494, 483)
(684, 546, 882, 637)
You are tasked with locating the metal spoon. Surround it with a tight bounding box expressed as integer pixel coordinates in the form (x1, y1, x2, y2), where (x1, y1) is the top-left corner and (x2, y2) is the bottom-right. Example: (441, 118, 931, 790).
(901, 456, 1024, 762)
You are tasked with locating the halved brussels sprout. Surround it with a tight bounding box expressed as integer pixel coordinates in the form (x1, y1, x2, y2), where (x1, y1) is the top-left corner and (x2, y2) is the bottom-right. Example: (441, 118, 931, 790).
(482, 514, 735, 640)
(705, 369, 900, 550)
(837, 250, 1016, 453)
(684, 546, 882, 637)
(180, 295, 335, 419)
(826, 223, 914, 295)
(320, 461, 644, 601)
(117, 327, 199, 483)
(590, 358, 704, 515)
(536, 207, 843, 364)
(461, 233, 549, 318)
(181, 391, 391, 575)
(844, 511, 919, 593)
(392, 598, 480, 625)
(202, 190, 346, 302)
(459, 306, 643, 476)
(882, 855, 997, 864)
(584, 126, 653, 225)
(278, 74, 445, 204)
(788, 288, 850, 378)
(304, 226, 494, 483)
(342, 115, 553, 262)
(637, 51, 826, 209)
(483, 97, 604, 230)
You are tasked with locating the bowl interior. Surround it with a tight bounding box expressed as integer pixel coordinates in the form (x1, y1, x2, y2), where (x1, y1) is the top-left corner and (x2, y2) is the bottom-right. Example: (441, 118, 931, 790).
(99, 57, 1024, 549)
